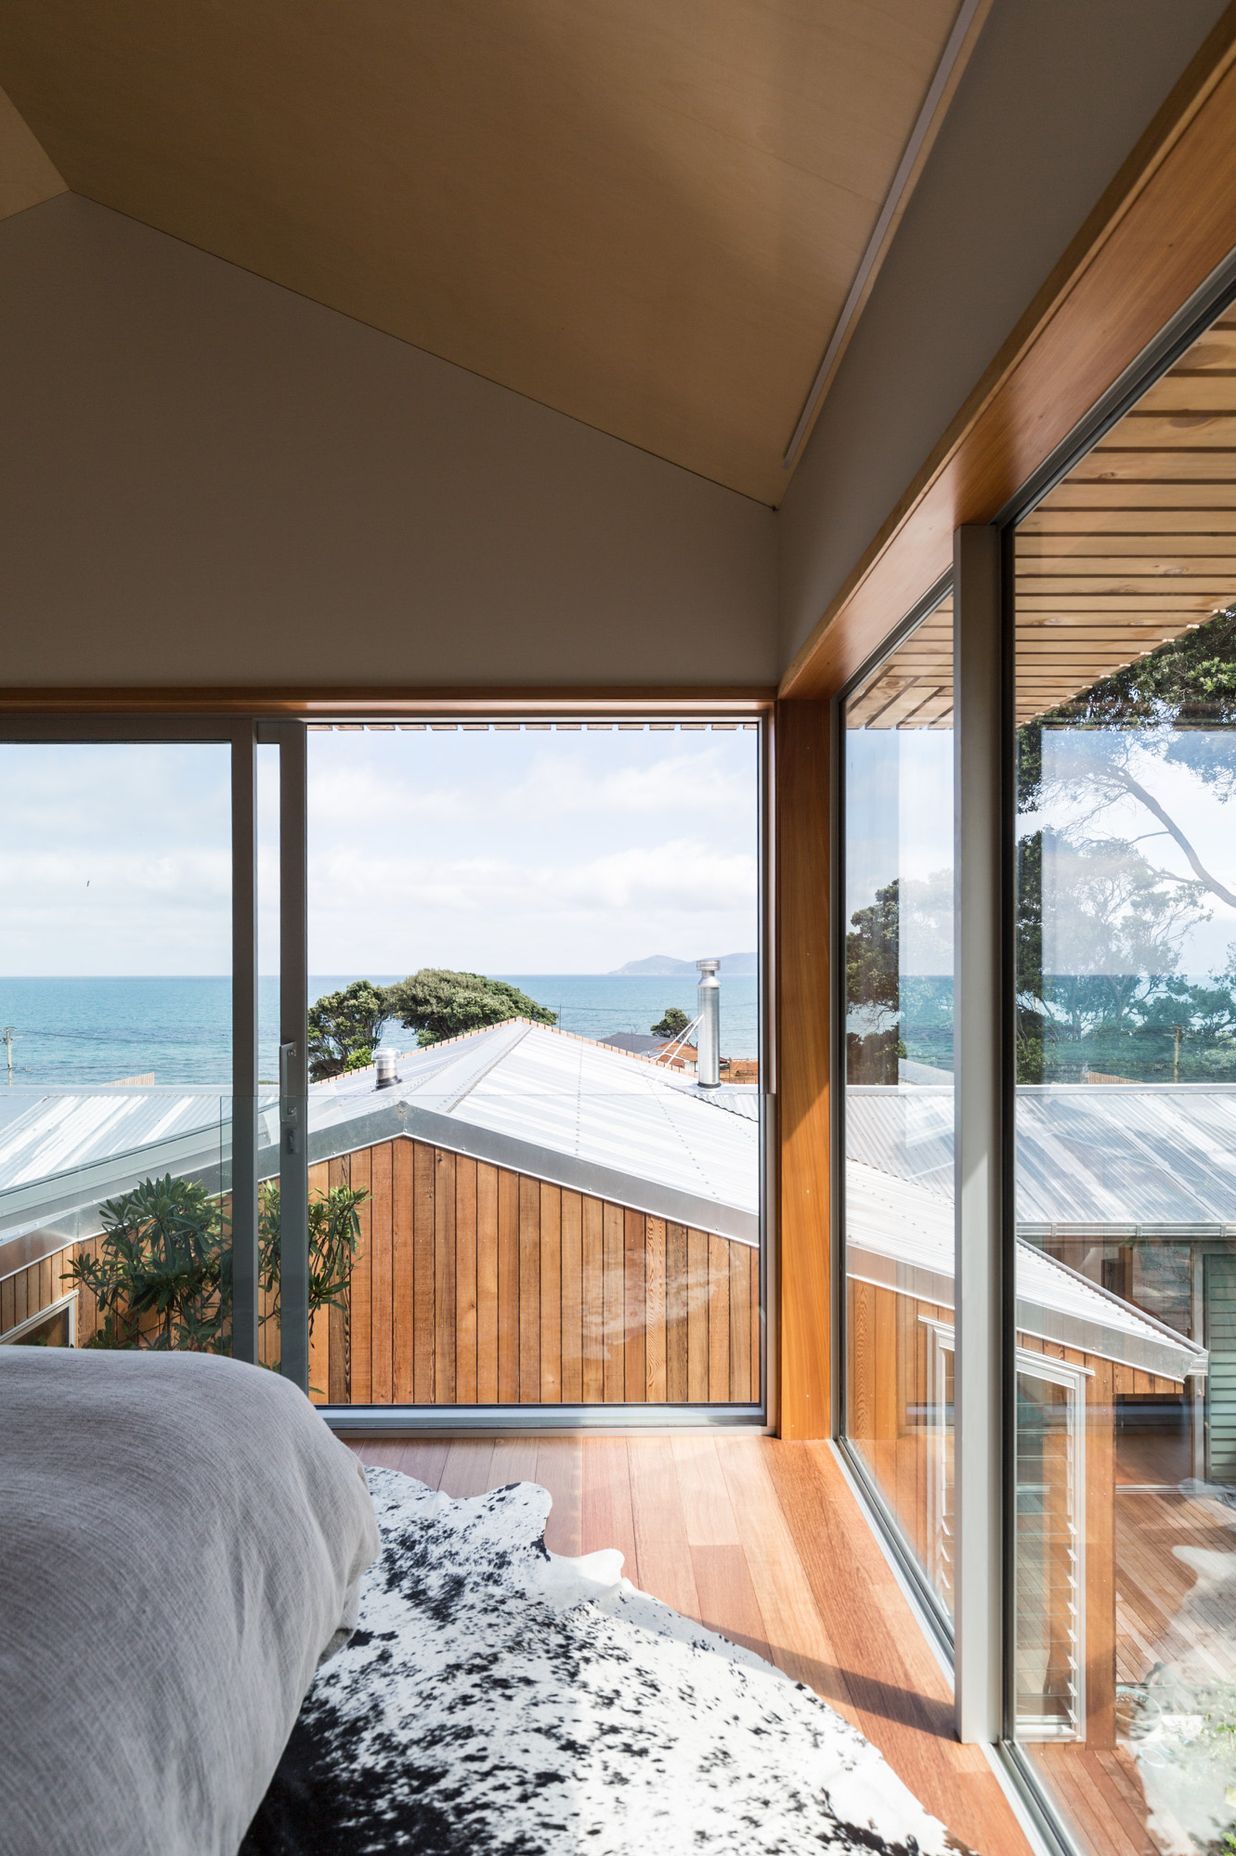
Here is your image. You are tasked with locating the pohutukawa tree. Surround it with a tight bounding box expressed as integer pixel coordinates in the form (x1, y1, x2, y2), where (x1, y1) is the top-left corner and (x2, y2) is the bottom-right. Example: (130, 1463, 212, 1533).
(306, 971, 556, 1078)
(1015, 607, 1236, 1081)
(307, 980, 392, 1081)
(383, 970, 556, 1047)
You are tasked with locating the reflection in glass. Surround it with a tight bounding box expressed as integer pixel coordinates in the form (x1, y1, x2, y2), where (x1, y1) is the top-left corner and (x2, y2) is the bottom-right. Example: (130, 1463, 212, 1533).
(1013, 302, 1236, 1855)
(842, 593, 956, 1613)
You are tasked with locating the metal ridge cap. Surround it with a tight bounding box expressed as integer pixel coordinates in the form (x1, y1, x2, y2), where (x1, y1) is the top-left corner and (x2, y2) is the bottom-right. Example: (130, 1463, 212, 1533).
(306, 1101, 757, 1246)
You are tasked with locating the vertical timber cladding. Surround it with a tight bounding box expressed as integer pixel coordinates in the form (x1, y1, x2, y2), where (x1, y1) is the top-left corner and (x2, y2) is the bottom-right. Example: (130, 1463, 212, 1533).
(0, 1137, 758, 1408)
(313, 1136, 759, 1408)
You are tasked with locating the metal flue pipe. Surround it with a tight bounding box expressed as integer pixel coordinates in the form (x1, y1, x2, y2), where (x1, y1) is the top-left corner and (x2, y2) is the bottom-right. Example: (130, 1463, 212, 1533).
(696, 958, 720, 1087)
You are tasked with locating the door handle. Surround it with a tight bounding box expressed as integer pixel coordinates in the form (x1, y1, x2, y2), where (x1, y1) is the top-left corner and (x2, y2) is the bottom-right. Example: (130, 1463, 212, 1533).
(279, 1041, 299, 1154)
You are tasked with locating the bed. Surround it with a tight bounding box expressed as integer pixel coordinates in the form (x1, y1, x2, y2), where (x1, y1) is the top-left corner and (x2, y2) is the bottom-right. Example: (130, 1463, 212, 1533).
(0, 1346, 379, 1856)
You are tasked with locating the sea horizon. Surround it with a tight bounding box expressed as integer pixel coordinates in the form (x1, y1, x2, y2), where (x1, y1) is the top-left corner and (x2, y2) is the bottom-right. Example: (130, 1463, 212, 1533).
(0, 972, 761, 1088)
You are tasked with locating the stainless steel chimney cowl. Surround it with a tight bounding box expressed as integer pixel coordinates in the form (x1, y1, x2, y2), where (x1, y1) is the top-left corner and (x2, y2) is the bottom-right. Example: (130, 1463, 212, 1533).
(375, 1049, 399, 1090)
(696, 957, 720, 1088)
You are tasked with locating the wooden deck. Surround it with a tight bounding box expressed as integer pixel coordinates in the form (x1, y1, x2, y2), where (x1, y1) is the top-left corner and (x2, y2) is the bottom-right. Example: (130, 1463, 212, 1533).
(1033, 1744, 1159, 1856)
(345, 1432, 1030, 1856)
(1026, 1482, 1236, 1856)
(1114, 1483, 1236, 1691)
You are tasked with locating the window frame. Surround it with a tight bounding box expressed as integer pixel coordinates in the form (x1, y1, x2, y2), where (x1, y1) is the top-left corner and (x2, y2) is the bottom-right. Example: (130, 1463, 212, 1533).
(831, 570, 956, 1653)
(830, 247, 1236, 1856)
(0, 703, 775, 1432)
(312, 708, 774, 1432)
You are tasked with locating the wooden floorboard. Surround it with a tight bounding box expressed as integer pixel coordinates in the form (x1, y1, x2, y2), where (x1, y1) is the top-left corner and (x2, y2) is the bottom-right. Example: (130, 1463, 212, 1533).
(346, 1432, 1029, 1856)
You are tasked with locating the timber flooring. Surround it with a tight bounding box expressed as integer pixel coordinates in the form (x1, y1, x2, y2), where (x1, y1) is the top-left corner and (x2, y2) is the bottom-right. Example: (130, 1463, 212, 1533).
(1033, 1745, 1159, 1856)
(1026, 1483, 1236, 1856)
(1115, 1484, 1236, 1690)
(345, 1433, 1030, 1856)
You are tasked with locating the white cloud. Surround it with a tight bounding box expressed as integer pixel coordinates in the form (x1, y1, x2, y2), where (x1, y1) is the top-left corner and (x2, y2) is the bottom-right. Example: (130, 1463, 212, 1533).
(306, 763, 465, 831)
(0, 732, 760, 974)
(525, 748, 747, 816)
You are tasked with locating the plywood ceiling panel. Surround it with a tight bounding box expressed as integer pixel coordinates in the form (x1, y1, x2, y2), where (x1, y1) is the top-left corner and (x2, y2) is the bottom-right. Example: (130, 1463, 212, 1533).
(0, 0, 968, 503)
(0, 84, 64, 222)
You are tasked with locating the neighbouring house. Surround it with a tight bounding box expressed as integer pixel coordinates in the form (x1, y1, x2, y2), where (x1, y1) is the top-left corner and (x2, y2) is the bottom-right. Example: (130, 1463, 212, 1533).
(0, 1021, 761, 1406)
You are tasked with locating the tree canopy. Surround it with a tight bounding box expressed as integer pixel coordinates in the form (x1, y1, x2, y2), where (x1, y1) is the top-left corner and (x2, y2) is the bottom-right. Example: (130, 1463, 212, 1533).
(845, 878, 904, 1083)
(384, 969, 556, 1047)
(1019, 609, 1236, 912)
(306, 971, 556, 1077)
(842, 609, 1236, 1087)
(307, 980, 391, 1081)
(651, 1005, 689, 1039)
(1012, 605, 1236, 1081)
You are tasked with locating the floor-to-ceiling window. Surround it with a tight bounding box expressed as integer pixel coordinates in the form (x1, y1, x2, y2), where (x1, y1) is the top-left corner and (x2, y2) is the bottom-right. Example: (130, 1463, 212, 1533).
(834, 288, 1236, 1856)
(1010, 300, 1236, 1856)
(840, 591, 956, 1614)
(302, 717, 765, 1415)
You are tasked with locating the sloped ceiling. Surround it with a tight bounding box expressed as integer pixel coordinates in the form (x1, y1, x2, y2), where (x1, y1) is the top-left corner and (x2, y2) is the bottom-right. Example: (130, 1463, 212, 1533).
(0, 1, 978, 503)
(0, 83, 64, 221)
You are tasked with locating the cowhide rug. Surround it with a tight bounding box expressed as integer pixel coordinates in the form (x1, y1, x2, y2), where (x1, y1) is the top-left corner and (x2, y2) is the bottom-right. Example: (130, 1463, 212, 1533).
(243, 1466, 970, 1855)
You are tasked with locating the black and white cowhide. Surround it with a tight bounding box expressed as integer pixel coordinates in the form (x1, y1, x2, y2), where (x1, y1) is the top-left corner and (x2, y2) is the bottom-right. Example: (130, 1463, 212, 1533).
(244, 1467, 970, 1855)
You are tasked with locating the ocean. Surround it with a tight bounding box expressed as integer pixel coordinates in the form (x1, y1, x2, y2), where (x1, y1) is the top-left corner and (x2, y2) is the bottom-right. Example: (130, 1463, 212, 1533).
(0, 973, 761, 1089)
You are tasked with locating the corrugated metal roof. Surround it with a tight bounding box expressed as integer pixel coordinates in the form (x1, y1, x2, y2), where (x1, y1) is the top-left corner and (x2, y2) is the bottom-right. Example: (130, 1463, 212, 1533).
(845, 1160, 1206, 1383)
(846, 1083, 1236, 1230)
(312, 1021, 759, 1237)
(0, 1090, 228, 1191)
(0, 1022, 759, 1255)
(0, 1041, 1219, 1379)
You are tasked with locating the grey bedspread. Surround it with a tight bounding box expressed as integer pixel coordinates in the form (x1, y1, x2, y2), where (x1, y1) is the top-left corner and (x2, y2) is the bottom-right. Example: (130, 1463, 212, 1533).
(0, 1347, 379, 1856)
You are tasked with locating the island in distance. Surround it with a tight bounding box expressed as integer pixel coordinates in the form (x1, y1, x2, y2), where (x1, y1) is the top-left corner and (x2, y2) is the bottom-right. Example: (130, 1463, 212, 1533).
(609, 952, 757, 977)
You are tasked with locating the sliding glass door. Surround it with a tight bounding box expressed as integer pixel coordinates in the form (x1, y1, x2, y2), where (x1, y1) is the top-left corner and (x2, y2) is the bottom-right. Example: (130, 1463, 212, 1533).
(0, 721, 308, 1384)
(836, 285, 1236, 1856)
(0, 711, 766, 1421)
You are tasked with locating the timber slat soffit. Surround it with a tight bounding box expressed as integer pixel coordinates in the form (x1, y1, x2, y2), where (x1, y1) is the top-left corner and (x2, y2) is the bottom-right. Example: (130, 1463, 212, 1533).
(781, 13, 1236, 701)
(0, 0, 985, 505)
(1008, 304, 1236, 719)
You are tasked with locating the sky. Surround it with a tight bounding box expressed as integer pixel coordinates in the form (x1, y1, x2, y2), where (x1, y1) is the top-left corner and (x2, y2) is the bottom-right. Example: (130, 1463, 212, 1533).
(1028, 727, 1236, 976)
(845, 726, 954, 976)
(0, 726, 760, 976)
(843, 720, 1236, 979)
